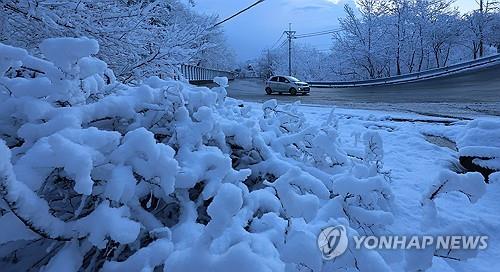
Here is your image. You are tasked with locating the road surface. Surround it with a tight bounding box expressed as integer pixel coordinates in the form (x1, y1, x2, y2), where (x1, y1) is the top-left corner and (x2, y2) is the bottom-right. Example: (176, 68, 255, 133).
(221, 63, 500, 118)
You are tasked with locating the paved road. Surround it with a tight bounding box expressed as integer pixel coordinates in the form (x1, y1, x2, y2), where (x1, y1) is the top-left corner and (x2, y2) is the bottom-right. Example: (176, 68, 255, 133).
(221, 63, 500, 118)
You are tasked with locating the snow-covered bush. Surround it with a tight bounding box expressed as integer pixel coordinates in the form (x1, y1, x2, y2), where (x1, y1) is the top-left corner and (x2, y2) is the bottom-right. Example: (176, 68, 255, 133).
(411, 169, 488, 270)
(0, 38, 394, 271)
(422, 169, 487, 227)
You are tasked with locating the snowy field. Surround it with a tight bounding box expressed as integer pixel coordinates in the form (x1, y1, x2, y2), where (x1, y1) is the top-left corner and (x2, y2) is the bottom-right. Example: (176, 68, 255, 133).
(1, 38, 499, 272)
(242, 102, 500, 271)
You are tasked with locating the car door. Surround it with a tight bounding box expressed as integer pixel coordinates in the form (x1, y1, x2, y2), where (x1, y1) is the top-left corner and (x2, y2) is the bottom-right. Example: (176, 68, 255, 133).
(270, 77, 279, 90)
(279, 77, 291, 91)
(276, 77, 284, 91)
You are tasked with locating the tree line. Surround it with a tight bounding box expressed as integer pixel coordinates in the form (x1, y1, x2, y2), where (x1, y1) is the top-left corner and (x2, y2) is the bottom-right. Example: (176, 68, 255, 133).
(252, 0, 500, 81)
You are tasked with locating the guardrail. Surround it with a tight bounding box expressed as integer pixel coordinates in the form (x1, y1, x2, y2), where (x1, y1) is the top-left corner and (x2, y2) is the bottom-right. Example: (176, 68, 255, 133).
(180, 64, 237, 83)
(308, 54, 500, 88)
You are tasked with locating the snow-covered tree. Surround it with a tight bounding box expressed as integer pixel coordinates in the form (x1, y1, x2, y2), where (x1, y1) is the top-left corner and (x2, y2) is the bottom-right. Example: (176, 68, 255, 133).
(251, 0, 499, 82)
(254, 44, 334, 81)
(334, 1, 392, 79)
(330, 0, 498, 79)
(0, 0, 235, 81)
(463, 0, 500, 59)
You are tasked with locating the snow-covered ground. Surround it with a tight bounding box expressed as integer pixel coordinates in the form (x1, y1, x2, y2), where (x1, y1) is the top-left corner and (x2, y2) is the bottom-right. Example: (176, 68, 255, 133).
(242, 102, 500, 271)
(1, 38, 499, 272)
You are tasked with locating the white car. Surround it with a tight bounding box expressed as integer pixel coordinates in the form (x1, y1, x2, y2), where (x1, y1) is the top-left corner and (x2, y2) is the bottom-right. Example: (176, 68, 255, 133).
(265, 76, 310, 96)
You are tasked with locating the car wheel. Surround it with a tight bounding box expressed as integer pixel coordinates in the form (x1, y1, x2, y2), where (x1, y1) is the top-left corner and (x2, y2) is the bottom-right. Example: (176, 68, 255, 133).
(302, 93, 307, 96)
(265, 87, 272, 95)
(290, 88, 297, 96)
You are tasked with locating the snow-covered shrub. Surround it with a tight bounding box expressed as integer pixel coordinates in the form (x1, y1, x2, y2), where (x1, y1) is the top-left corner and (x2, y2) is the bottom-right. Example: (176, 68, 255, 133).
(363, 131, 384, 172)
(0, 39, 394, 271)
(411, 170, 488, 269)
(423, 170, 487, 206)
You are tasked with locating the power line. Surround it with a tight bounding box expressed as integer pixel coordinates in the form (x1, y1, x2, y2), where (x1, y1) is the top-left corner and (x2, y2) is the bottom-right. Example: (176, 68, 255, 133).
(294, 29, 342, 39)
(295, 31, 341, 39)
(214, 0, 266, 27)
(269, 37, 289, 50)
(268, 25, 340, 76)
(296, 29, 340, 36)
(276, 39, 287, 49)
(296, 28, 341, 35)
(270, 32, 285, 49)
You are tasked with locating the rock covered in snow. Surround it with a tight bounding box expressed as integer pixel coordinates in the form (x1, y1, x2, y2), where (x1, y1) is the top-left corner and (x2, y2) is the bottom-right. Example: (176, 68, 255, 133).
(457, 118, 500, 180)
(213, 76, 229, 87)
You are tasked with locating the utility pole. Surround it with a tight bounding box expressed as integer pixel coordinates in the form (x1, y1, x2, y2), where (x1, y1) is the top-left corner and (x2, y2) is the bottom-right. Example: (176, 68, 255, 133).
(284, 23, 296, 76)
(266, 49, 272, 79)
(479, 0, 484, 58)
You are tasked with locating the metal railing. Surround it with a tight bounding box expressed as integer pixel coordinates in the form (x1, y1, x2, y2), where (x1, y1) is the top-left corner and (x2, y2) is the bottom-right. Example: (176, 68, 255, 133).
(308, 54, 500, 88)
(180, 64, 237, 83)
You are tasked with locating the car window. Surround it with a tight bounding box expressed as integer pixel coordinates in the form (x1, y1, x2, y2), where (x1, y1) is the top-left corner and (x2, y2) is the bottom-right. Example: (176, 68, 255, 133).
(279, 77, 288, 83)
(270, 77, 277, 82)
(288, 77, 300, 82)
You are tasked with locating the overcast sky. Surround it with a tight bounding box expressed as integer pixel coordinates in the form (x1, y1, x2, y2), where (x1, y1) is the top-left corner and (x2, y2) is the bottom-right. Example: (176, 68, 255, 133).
(193, 0, 478, 62)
